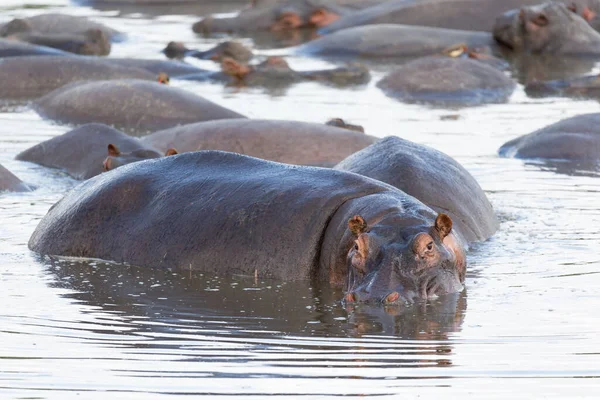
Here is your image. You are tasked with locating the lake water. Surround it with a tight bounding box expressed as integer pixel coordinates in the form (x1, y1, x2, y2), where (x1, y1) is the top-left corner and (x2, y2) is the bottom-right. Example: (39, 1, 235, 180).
(1, 1, 599, 399)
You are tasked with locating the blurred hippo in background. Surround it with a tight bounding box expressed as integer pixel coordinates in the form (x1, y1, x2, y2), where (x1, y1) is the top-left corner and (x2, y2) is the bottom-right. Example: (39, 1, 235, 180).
(335, 136, 498, 243)
(29, 151, 466, 305)
(493, 3, 600, 55)
(106, 58, 208, 77)
(295, 24, 496, 59)
(0, 14, 123, 42)
(4, 28, 111, 56)
(0, 38, 70, 57)
(0, 164, 32, 192)
(525, 72, 600, 99)
(162, 41, 253, 63)
(33, 79, 246, 134)
(325, 118, 364, 132)
(499, 113, 600, 161)
(180, 56, 370, 88)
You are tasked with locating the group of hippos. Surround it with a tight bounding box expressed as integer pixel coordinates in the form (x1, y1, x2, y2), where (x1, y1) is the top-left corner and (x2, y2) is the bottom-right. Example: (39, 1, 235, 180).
(1, 0, 600, 306)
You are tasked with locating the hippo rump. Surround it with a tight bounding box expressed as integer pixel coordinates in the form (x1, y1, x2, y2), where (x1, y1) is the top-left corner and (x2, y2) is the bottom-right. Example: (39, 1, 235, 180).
(295, 24, 496, 59)
(0, 56, 155, 100)
(0, 164, 32, 192)
(493, 3, 600, 55)
(33, 80, 246, 135)
(317, 0, 545, 34)
(108, 119, 378, 168)
(376, 56, 516, 106)
(0, 38, 70, 57)
(7, 29, 111, 56)
(0, 13, 124, 42)
(335, 136, 498, 243)
(498, 113, 600, 161)
(29, 151, 466, 304)
(16, 123, 169, 180)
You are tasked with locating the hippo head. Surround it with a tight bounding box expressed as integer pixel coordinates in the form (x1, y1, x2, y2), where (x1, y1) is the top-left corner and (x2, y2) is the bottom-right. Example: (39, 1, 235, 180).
(567, 1, 600, 29)
(344, 214, 465, 305)
(309, 7, 341, 28)
(102, 144, 177, 172)
(221, 57, 254, 81)
(0, 18, 33, 37)
(192, 41, 253, 63)
(271, 8, 306, 31)
(493, 3, 598, 53)
(162, 41, 190, 59)
(325, 118, 365, 133)
(80, 29, 111, 56)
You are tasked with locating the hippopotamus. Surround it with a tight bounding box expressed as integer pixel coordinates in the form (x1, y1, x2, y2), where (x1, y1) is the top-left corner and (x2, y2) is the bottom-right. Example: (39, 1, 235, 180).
(162, 41, 253, 63)
(180, 56, 370, 88)
(0, 164, 32, 192)
(29, 151, 466, 304)
(493, 3, 600, 55)
(335, 136, 498, 243)
(0, 14, 124, 42)
(16, 123, 168, 180)
(105, 119, 377, 169)
(5, 28, 111, 56)
(325, 118, 364, 133)
(316, 0, 545, 34)
(566, 0, 600, 31)
(525, 72, 600, 99)
(295, 24, 496, 59)
(0, 38, 70, 57)
(33, 79, 246, 134)
(499, 113, 600, 161)
(107, 58, 208, 77)
(376, 56, 515, 106)
(0, 56, 154, 100)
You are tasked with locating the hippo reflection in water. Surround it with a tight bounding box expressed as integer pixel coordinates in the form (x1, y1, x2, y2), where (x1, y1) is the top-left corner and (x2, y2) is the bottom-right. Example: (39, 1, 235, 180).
(29, 151, 466, 305)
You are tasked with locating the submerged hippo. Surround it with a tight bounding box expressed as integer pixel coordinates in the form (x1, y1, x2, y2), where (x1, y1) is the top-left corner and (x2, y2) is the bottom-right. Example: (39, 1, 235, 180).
(0, 14, 123, 42)
(335, 136, 498, 243)
(0, 164, 32, 192)
(29, 151, 466, 304)
(499, 113, 600, 161)
(16, 124, 165, 180)
(104, 119, 377, 169)
(162, 41, 253, 63)
(33, 79, 246, 134)
(181, 56, 370, 88)
(525, 73, 600, 99)
(0, 38, 70, 57)
(493, 3, 600, 55)
(0, 56, 154, 100)
(107, 58, 208, 77)
(325, 118, 364, 132)
(376, 56, 515, 106)
(295, 24, 496, 59)
(5, 29, 111, 56)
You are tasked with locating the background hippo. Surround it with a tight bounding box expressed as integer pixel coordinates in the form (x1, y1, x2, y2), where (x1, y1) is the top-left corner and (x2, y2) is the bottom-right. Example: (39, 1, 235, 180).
(376, 56, 516, 106)
(0, 56, 155, 100)
(6, 29, 111, 56)
(29, 151, 465, 304)
(0, 38, 70, 57)
(163, 41, 254, 63)
(15, 123, 162, 180)
(295, 24, 496, 59)
(525, 72, 600, 100)
(493, 2, 600, 55)
(499, 113, 600, 161)
(0, 164, 32, 192)
(33, 79, 246, 134)
(106, 58, 208, 77)
(334, 136, 498, 243)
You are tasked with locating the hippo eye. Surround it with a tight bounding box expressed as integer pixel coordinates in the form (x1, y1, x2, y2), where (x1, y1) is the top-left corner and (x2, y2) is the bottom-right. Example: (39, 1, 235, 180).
(531, 14, 549, 27)
(353, 242, 359, 251)
(426, 242, 434, 251)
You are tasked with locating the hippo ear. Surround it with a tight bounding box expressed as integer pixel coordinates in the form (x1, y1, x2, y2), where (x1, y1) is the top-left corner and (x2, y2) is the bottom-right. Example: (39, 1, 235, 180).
(107, 144, 121, 157)
(348, 215, 368, 236)
(165, 148, 178, 156)
(435, 213, 453, 240)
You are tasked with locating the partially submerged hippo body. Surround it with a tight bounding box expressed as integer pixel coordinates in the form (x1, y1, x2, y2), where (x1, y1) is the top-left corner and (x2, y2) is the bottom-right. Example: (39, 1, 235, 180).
(137, 119, 377, 167)
(335, 136, 498, 243)
(0, 56, 154, 100)
(494, 3, 600, 55)
(0, 38, 70, 57)
(33, 80, 246, 134)
(6, 29, 111, 56)
(163, 41, 254, 63)
(295, 24, 495, 59)
(525, 73, 600, 99)
(0, 14, 123, 42)
(317, 0, 545, 34)
(107, 58, 208, 77)
(376, 56, 515, 106)
(29, 151, 466, 304)
(499, 113, 600, 161)
(16, 124, 161, 180)
(0, 164, 32, 192)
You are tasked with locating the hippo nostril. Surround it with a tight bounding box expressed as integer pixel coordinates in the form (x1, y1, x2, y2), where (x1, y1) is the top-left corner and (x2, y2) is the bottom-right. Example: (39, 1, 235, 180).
(345, 292, 356, 303)
(384, 291, 399, 304)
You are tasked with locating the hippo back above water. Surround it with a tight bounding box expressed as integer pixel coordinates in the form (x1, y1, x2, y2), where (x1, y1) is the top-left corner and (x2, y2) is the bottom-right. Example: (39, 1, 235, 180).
(29, 151, 466, 304)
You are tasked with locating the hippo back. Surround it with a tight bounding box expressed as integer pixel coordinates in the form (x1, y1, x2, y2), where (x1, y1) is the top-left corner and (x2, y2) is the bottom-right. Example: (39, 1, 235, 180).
(334, 136, 497, 242)
(0, 164, 31, 192)
(29, 151, 396, 280)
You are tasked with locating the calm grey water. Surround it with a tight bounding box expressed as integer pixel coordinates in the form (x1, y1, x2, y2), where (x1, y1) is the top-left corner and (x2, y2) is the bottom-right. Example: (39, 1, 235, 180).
(1, 1, 600, 399)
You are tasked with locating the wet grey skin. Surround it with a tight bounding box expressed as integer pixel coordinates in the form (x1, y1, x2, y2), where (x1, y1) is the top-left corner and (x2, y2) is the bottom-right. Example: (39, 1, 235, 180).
(0, 14, 124, 42)
(493, 2, 600, 55)
(334, 136, 498, 243)
(295, 24, 497, 59)
(7, 29, 111, 56)
(162, 41, 254, 63)
(498, 113, 600, 161)
(376, 56, 516, 106)
(525, 73, 600, 99)
(28, 151, 465, 305)
(106, 58, 208, 77)
(33, 79, 246, 135)
(0, 164, 32, 193)
(0, 56, 155, 101)
(0, 38, 71, 57)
